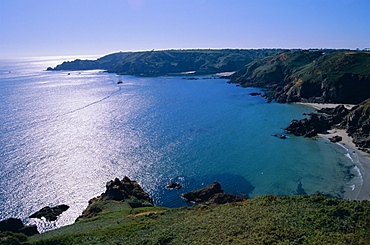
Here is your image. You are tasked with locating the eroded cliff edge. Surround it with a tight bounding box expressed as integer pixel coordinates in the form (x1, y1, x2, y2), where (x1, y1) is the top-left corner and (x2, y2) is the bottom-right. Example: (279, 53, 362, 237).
(229, 50, 370, 104)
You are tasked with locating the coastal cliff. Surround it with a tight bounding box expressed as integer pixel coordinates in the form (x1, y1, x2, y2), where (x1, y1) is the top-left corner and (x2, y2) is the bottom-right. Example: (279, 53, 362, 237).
(22, 179, 370, 244)
(48, 49, 370, 105)
(229, 50, 370, 104)
(341, 98, 370, 148)
(47, 49, 282, 76)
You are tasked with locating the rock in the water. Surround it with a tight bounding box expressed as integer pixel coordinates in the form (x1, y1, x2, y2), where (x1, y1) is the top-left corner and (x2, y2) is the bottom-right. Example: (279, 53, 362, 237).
(29, 204, 69, 221)
(272, 134, 287, 139)
(0, 218, 24, 232)
(166, 182, 182, 190)
(76, 177, 154, 221)
(182, 182, 247, 205)
(0, 218, 39, 236)
(182, 182, 223, 203)
(19, 225, 39, 236)
(205, 193, 246, 205)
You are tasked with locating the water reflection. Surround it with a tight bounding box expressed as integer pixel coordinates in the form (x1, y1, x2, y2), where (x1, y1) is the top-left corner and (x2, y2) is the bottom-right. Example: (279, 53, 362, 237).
(0, 59, 358, 233)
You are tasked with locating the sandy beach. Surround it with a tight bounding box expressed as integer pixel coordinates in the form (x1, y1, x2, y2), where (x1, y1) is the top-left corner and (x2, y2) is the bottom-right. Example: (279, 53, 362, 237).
(298, 102, 370, 201)
(295, 102, 356, 110)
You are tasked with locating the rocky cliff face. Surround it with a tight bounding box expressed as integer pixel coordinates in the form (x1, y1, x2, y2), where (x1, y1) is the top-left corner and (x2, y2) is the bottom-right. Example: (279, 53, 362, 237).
(284, 105, 350, 137)
(341, 99, 370, 148)
(181, 182, 247, 205)
(230, 51, 370, 104)
(76, 177, 154, 221)
(284, 102, 370, 151)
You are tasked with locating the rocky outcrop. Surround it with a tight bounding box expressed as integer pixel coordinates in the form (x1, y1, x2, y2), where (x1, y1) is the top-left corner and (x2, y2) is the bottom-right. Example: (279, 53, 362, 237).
(328, 135, 342, 143)
(29, 205, 69, 221)
(341, 99, 370, 148)
(76, 177, 153, 221)
(285, 114, 332, 137)
(285, 105, 350, 137)
(272, 134, 287, 139)
(99, 177, 153, 203)
(166, 182, 182, 190)
(285, 102, 370, 152)
(0, 218, 39, 236)
(181, 182, 246, 205)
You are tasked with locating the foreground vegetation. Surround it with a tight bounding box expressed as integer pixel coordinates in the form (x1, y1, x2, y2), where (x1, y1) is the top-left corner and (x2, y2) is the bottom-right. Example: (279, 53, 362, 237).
(2, 195, 362, 244)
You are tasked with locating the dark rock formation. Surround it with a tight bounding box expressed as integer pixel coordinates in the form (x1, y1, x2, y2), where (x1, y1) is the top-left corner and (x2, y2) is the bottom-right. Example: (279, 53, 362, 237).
(19, 225, 39, 236)
(329, 135, 342, 143)
(166, 182, 182, 190)
(29, 205, 69, 221)
(341, 99, 370, 148)
(0, 218, 24, 232)
(102, 177, 153, 203)
(182, 182, 223, 203)
(205, 193, 246, 205)
(285, 114, 331, 137)
(181, 182, 247, 205)
(285, 105, 350, 138)
(317, 105, 349, 125)
(0, 218, 39, 236)
(248, 92, 261, 96)
(76, 177, 153, 221)
(272, 134, 287, 139)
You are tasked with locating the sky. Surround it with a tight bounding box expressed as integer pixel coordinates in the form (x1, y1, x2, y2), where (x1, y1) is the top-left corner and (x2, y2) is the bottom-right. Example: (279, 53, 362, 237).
(1, 0, 369, 58)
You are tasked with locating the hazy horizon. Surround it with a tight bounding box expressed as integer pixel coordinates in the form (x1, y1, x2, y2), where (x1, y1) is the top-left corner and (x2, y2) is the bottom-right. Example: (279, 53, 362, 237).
(1, 0, 369, 58)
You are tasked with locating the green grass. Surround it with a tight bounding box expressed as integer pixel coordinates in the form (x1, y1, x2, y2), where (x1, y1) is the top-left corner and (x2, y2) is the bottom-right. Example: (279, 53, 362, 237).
(27, 195, 370, 245)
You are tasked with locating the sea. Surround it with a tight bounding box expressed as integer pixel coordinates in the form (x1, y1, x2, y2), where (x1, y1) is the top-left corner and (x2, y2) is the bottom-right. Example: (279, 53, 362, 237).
(0, 57, 362, 232)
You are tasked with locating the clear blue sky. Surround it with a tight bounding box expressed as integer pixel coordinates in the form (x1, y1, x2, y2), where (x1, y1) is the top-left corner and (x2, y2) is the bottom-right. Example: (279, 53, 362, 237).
(1, 0, 369, 58)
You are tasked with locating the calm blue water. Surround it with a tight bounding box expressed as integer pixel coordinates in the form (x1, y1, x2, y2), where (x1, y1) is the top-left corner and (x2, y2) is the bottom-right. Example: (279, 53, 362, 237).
(0, 57, 359, 232)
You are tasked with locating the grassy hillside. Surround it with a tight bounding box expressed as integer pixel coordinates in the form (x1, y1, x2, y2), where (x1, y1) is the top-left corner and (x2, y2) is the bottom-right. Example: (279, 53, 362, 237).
(22, 195, 370, 245)
(230, 50, 370, 104)
(47, 49, 282, 76)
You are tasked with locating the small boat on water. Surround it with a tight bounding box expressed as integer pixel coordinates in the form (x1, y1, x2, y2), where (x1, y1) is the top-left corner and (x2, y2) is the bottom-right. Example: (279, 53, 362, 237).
(117, 79, 123, 84)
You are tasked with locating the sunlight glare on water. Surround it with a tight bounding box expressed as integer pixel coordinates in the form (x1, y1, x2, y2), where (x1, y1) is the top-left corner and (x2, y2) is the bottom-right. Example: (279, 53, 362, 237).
(0, 57, 358, 232)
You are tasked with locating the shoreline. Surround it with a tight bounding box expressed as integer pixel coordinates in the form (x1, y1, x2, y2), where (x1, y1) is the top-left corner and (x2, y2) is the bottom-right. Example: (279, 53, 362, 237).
(297, 102, 370, 201)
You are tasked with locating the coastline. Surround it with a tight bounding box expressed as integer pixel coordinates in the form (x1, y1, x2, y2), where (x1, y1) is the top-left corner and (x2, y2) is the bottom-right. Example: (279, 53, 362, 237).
(297, 102, 370, 201)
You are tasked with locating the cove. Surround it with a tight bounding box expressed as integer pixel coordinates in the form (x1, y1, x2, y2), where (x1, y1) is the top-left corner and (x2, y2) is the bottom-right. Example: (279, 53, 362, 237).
(0, 58, 357, 232)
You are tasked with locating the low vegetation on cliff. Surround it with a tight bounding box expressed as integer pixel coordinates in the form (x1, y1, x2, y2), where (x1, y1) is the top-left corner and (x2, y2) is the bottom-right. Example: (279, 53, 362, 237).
(230, 50, 370, 104)
(23, 195, 370, 245)
(47, 49, 282, 76)
(4, 178, 369, 244)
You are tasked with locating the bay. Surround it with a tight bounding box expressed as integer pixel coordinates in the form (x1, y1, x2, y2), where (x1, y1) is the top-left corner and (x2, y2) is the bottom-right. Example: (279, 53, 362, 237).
(0, 57, 358, 232)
